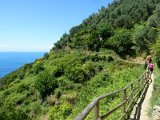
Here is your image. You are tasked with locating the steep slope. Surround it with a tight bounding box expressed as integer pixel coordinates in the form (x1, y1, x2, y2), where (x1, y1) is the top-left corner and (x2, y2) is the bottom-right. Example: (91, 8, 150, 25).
(54, 0, 160, 57)
(0, 50, 144, 120)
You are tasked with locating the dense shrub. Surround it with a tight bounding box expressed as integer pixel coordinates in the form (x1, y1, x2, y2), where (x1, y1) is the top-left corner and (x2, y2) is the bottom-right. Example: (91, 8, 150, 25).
(1, 72, 18, 86)
(44, 53, 50, 59)
(84, 61, 95, 73)
(57, 77, 75, 90)
(156, 52, 160, 68)
(35, 71, 58, 99)
(107, 56, 114, 62)
(52, 67, 64, 78)
(49, 103, 72, 120)
(23, 63, 32, 70)
(67, 67, 87, 83)
(84, 61, 103, 79)
(90, 54, 105, 62)
(153, 33, 160, 68)
(18, 73, 25, 80)
(0, 107, 30, 120)
(107, 28, 134, 56)
(32, 63, 44, 75)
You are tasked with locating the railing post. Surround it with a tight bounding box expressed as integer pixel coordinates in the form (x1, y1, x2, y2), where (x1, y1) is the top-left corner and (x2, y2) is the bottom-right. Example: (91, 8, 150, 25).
(138, 76, 141, 90)
(148, 71, 150, 80)
(122, 89, 127, 114)
(145, 71, 149, 83)
(130, 83, 133, 100)
(94, 101, 99, 120)
(143, 72, 146, 81)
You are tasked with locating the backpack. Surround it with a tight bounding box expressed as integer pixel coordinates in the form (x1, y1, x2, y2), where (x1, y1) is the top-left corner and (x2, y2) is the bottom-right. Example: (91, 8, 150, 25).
(149, 63, 154, 69)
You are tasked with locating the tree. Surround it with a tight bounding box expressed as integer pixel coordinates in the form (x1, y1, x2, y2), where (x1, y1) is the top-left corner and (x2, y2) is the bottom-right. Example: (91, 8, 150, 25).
(107, 28, 134, 56)
(153, 32, 160, 67)
(86, 31, 101, 51)
(148, 4, 160, 28)
(35, 71, 58, 100)
(97, 23, 112, 40)
(114, 15, 133, 28)
(131, 24, 149, 54)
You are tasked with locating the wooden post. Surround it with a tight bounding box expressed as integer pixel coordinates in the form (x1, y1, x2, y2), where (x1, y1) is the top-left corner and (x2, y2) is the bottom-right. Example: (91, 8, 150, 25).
(143, 72, 147, 82)
(143, 73, 146, 82)
(94, 101, 99, 120)
(122, 89, 127, 115)
(137, 78, 140, 91)
(146, 71, 149, 83)
(130, 83, 133, 100)
(148, 71, 150, 80)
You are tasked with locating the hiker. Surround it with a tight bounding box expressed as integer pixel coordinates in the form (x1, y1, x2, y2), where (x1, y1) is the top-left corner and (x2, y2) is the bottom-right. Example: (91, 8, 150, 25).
(145, 55, 153, 78)
(148, 57, 152, 64)
(149, 61, 154, 75)
(145, 55, 152, 70)
(144, 60, 148, 69)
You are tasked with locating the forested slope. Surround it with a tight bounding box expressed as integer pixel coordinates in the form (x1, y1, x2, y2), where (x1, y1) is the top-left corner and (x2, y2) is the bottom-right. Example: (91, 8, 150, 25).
(54, 0, 160, 57)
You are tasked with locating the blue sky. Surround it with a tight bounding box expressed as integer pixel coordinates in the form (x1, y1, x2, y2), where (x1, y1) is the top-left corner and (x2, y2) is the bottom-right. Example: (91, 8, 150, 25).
(0, 0, 112, 52)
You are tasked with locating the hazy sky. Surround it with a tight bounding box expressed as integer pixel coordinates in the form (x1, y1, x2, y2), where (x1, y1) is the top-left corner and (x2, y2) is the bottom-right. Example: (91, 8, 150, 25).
(0, 0, 112, 52)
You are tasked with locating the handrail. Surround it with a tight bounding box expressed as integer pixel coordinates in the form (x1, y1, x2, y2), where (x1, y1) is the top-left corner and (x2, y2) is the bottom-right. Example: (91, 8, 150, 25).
(75, 70, 150, 120)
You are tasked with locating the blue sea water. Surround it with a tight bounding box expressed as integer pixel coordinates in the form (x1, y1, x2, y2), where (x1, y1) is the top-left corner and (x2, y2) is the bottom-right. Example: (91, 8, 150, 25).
(0, 52, 45, 78)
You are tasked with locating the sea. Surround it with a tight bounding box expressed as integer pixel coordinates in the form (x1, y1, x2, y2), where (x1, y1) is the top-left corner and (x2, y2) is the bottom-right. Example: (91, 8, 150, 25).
(0, 52, 45, 78)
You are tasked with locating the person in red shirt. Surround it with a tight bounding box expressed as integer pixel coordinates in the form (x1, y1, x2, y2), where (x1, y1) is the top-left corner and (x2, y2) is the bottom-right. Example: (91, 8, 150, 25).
(149, 61, 154, 75)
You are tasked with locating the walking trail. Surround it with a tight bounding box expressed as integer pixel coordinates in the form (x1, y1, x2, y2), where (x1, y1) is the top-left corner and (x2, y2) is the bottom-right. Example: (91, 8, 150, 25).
(140, 74, 154, 120)
(130, 74, 154, 120)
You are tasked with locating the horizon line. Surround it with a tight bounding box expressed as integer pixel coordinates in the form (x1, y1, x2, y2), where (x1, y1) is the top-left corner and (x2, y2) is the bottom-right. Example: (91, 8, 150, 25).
(0, 51, 48, 53)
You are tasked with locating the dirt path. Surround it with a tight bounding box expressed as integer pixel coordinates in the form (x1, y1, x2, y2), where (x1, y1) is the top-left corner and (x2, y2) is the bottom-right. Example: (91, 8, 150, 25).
(139, 74, 154, 120)
(130, 74, 154, 120)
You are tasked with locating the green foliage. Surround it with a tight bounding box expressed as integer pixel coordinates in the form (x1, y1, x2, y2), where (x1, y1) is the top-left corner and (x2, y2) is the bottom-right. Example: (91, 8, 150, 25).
(107, 56, 114, 62)
(44, 52, 50, 59)
(49, 103, 72, 120)
(53, 0, 160, 57)
(97, 23, 112, 39)
(85, 30, 101, 51)
(107, 28, 134, 56)
(148, 4, 160, 28)
(52, 66, 64, 78)
(151, 65, 160, 115)
(32, 62, 44, 75)
(66, 67, 87, 83)
(132, 24, 148, 53)
(1, 0, 160, 119)
(0, 50, 144, 120)
(35, 71, 58, 99)
(0, 108, 30, 120)
(153, 33, 160, 67)
(69, 25, 81, 36)
(0, 71, 18, 86)
(69, 65, 143, 119)
(114, 15, 133, 28)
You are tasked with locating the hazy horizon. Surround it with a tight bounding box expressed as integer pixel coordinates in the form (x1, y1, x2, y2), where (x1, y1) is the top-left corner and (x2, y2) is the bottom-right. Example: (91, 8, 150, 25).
(0, 52, 45, 77)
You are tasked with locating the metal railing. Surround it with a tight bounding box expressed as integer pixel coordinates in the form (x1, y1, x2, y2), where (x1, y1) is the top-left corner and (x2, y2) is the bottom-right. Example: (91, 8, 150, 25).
(75, 70, 150, 120)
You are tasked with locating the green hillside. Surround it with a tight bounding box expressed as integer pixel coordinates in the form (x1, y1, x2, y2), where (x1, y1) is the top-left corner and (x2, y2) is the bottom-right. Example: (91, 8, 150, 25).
(0, 0, 160, 120)
(0, 50, 144, 120)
